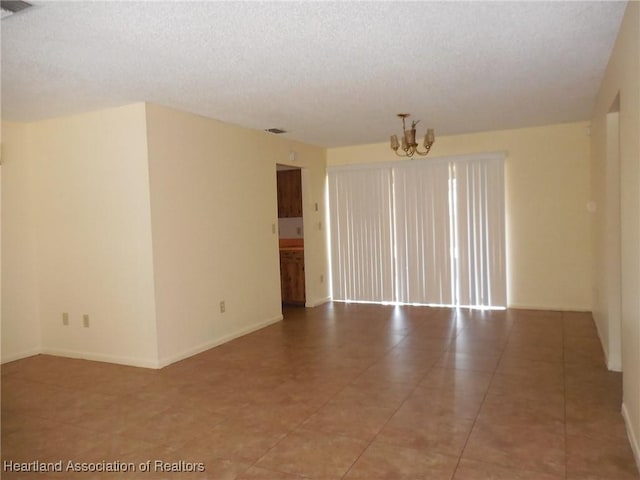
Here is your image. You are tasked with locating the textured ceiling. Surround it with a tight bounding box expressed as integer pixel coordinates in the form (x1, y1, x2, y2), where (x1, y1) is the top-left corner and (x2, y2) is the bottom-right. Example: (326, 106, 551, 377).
(1, 1, 627, 147)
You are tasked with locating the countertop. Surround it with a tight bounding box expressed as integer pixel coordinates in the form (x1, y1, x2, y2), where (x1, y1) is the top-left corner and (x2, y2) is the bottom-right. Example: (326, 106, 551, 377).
(280, 238, 304, 251)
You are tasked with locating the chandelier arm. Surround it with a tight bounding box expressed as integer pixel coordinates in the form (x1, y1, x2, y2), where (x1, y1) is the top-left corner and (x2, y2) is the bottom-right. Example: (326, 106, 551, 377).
(394, 149, 413, 158)
(414, 145, 433, 156)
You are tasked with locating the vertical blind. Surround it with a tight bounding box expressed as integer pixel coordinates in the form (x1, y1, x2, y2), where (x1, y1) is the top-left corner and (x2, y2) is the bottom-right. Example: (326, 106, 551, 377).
(393, 158, 454, 305)
(328, 167, 395, 302)
(453, 157, 507, 307)
(327, 153, 506, 308)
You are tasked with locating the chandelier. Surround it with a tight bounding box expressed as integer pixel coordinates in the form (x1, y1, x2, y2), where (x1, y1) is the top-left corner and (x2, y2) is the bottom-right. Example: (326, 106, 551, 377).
(390, 113, 435, 158)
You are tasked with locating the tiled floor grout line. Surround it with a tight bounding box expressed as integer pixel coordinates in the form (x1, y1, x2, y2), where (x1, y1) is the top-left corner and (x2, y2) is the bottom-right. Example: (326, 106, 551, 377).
(340, 309, 475, 480)
(339, 345, 452, 478)
(243, 329, 413, 478)
(449, 309, 515, 479)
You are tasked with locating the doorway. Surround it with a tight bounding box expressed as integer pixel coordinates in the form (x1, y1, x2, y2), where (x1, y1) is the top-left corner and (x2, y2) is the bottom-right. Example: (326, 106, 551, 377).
(276, 165, 306, 306)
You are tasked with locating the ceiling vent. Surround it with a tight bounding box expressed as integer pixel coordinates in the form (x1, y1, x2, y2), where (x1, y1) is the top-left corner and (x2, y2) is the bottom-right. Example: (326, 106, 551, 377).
(265, 128, 287, 134)
(1, 0, 32, 19)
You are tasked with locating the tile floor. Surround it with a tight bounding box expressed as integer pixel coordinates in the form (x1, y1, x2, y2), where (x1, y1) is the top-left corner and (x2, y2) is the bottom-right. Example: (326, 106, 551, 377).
(2, 303, 639, 479)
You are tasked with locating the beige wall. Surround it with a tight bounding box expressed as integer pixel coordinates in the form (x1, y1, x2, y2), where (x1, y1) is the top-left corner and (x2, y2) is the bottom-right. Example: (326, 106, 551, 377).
(2, 102, 329, 368)
(591, 1, 640, 465)
(2, 104, 160, 367)
(144, 104, 328, 366)
(327, 122, 592, 311)
(1, 122, 41, 361)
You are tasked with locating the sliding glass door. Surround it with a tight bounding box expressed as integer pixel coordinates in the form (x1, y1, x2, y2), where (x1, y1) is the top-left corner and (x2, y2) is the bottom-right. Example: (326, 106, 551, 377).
(328, 153, 506, 308)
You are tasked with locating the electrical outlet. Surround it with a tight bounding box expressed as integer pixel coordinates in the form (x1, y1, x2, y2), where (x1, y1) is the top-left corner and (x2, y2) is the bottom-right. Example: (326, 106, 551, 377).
(82, 314, 90, 328)
(219, 301, 225, 313)
(320, 274, 324, 283)
(315, 202, 318, 212)
(62, 312, 69, 326)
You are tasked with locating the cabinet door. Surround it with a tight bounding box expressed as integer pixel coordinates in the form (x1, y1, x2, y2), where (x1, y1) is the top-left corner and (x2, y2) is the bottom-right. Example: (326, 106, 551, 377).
(277, 169, 303, 218)
(290, 251, 305, 303)
(280, 250, 305, 305)
(277, 171, 287, 218)
(280, 253, 291, 302)
(289, 169, 303, 217)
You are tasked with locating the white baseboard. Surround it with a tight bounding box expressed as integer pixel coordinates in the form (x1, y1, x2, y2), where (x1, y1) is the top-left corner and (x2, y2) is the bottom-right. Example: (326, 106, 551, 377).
(593, 313, 609, 360)
(157, 314, 283, 368)
(3, 315, 285, 370)
(608, 357, 623, 372)
(40, 347, 160, 369)
(507, 303, 592, 312)
(592, 317, 623, 372)
(622, 402, 640, 474)
(1, 347, 41, 365)
(305, 296, 331, 308)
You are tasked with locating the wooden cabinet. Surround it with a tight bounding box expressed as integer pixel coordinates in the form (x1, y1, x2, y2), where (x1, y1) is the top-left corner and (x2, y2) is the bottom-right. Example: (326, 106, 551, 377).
(280, 249, 305, 305)
(277, 169, 303, 218)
